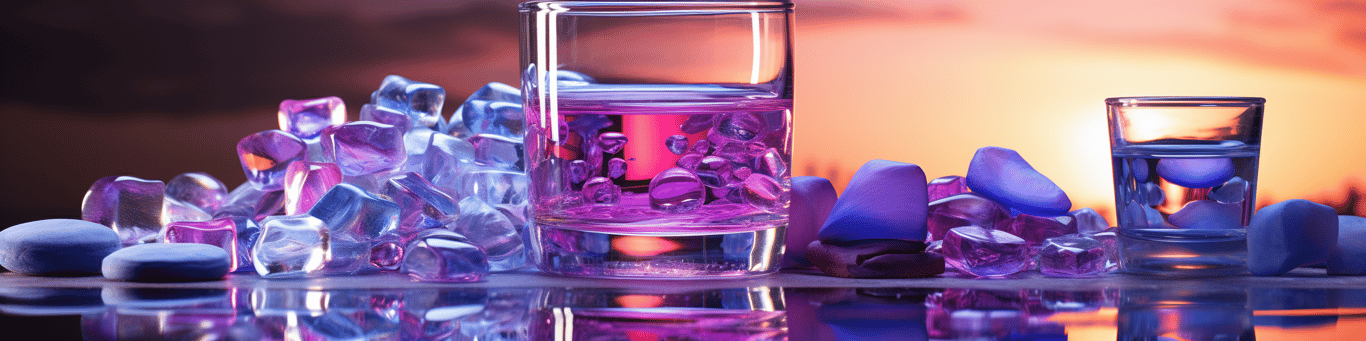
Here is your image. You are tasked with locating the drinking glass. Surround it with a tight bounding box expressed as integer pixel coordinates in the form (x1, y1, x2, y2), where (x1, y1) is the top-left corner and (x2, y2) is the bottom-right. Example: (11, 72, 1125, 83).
(520, 0, 794, 278)
(1107, 97, 1264, 276)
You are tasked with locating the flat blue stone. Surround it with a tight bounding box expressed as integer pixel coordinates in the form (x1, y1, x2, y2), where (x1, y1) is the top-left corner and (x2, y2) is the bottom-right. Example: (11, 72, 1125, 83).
(1247, 199, 1338, 276)
(0, 219, 121, 276)
(818, 160, 928, 243)
(965, 146, 1072, 216)
(1328, 215, 1366, 275)
(786, 176, 838, 267)
(1155, 157, 1235, 188)
(102, 243, 231, 282)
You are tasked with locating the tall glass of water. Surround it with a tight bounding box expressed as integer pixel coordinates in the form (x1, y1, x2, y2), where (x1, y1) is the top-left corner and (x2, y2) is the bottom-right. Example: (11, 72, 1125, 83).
(520, 1, 794, 278)
(1107, 97, 1264, 276)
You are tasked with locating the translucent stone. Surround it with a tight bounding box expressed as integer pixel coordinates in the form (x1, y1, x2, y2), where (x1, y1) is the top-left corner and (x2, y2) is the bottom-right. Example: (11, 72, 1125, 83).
(740, 174, 785, 212)
(371, 75, 446, 130)
(236, 130, 307, 191)
(165, 172, 228, 214)
(597, 132, 628, 154)
(607, 158, 627, 178)
(278, 96, 346, 140)
(695, 156, 736, 188)
(927, 175, 969, 202)
(308, 183, 400, 240)
(648, 167, 705, 213)
(713, 141, 764, 164)
(321, 121, 406, 176)
(679, 114, 714, 134)
(1069, 207, 1110, 234)
(403, 231, 489, 282)
(995, 214, 1076, 248)
(1039, 235, 1107, 278)
(359, 104, 411, 131)
(665, 135, 688, 155)
(1211, 176, 1248, 204)
(161, 219, 239, 272)
(1156, 157, 1235, 188)
(582, 177, 621, 204)
(467, 134, 525, 170)
(382, 173, 460, 233)
(1141, 182, 1165, 206)
(926, 193, 1009, 242)
(459, 170, 530, 206)
(370, 239, 404, 271)
(461, 100, 525, 139)
(161, 198, 211, 226)
(82, 176, 166, 246)
(282, 161, 343, 215)
(449, 197, 525, 271)
(566, 114, 613, 137)
(753, 148, 787, 178)
(567, 160, 590, 184)
(1123, 200, 1172, 228)
(941, 225, 1030, 278)
(689, 140, 711, 155)
(1088, 229, 1119, 271)
(253, 214, 328, 278)
(676, 154, 704, 170)
(714, 112, 766, 141)
(423, 133, 477, 193)
(1168, 200, 1243, 229)
(233, 219, 261, 272)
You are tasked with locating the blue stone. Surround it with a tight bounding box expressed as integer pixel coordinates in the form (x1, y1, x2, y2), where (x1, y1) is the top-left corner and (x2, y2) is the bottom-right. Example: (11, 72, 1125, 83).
(1328, 215, 1366, 275)
(965, 146, 1072, 216)
(461, 100, 525, 139)
(371, 75, 446, 130)
(308, 183, 401, 240)
(101, 243, 230, 282)
(1167, 200, 1243, 229)
(786, 176, 837, 267)
(0, 219, 121, 276)
(818, 160, 928, 243)
(1248, 199, 1338, 276)
(447, 82, 521, 137)
(1155, 157, 1235, 188)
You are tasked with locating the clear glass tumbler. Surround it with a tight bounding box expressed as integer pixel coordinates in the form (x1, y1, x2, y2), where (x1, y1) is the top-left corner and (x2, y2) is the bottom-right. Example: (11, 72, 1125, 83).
(1107, 97, 1264, 276)
(520, 1, 794, 278)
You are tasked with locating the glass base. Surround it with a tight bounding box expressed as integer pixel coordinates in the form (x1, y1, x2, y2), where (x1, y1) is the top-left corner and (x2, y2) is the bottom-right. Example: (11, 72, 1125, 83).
(1119, 228, 1248, 277)
(531, 223, 784, 279)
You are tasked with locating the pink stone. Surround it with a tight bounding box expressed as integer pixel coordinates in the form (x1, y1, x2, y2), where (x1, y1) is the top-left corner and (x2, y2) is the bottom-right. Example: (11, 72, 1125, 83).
(161, 219, 239, 272)
(236, 130, 308, 191)
(926, 193, 1009, 242)
(927, 175, 969, 201)
(941, 226, 1029, 278)
(278, 96, 346, 140)
(282, 161, 343, 215)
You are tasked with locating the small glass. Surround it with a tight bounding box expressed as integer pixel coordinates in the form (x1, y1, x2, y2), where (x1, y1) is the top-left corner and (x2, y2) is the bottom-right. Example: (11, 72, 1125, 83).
(1107, 97, 1264, 276)
(520, 1, 794, 278)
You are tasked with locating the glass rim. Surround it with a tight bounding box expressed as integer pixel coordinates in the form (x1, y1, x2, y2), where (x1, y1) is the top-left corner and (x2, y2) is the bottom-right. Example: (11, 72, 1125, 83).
(1105, 96, 1265, 107)
(519, 1, 794, 11)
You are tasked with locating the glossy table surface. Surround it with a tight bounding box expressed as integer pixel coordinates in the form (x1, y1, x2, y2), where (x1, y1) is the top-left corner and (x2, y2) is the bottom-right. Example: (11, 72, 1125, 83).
(2, 268, 1364, 340)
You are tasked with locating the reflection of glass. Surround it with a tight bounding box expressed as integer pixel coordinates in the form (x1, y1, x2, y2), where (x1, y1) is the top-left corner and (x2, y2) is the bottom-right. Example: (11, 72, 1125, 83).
(532, 287, 787, 340)
(1118, 288, 1254, 340)
(1107, 97, 1263, 276)
(519, 1, 795, 278)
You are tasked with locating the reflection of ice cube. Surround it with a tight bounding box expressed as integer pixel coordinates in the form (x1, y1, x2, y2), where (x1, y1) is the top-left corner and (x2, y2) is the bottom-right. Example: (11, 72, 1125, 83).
(1168, 200, 1243, 229)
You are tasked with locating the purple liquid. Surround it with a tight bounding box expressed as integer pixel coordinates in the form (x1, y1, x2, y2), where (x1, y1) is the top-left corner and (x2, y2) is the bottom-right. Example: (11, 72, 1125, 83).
(525, 84, 791, 277)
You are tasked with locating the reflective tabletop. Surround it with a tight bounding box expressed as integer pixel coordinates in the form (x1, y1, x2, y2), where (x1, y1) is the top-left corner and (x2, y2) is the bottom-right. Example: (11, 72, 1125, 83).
(2, 268, 1364, 340)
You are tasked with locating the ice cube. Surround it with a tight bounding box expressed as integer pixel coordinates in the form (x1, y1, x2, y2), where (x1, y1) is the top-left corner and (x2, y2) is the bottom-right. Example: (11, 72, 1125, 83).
(308, 183, 400, 240)
(422, 133, 477, 193)
(164, 172, 228, 214)
(461, 100, 525, 139)
(236, 130, 308, 191)
(383, 173, 460, 233)
(927, 175, 968, 202)
(82, 176, 166, 246)
(282, 161, 343, 215)
(360, 104, 411, 131)
(995, 214, 1076, 248)
(161, 219, 239, 272)
(695, 156, 737, 188)
(402, 230, 489, 282)
(321, 122, 406, 176)
(926, 193, 1009, 242)
(252, 215, 328, 278)
(753, 148, 787, 178)
(371, 75, 446, 130)
(740, 173, 786, 212)
(1038, 235, 1107, 278)
(161, 198, 212, 226)
(1069, 207, 1110, 234)
(278, 96, 346, 141)
(713, 112, 766, 141)
(467, 134, 524, 170)
(449, 197, 525, 271)
(680, 114, 714, 134)
(941, 226, 1029, 278)
(459, 170, 530, 206)
(567, 160, 590, 184)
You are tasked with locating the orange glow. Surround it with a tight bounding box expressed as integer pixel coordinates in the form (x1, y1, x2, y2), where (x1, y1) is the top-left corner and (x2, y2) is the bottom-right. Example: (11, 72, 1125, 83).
(1255, 316, 1366, 340)
(1255, 308, 1366, 316)
(615, 295, 665, 308)
(612, 236, 683, 257)
(241, 153, 276, 171)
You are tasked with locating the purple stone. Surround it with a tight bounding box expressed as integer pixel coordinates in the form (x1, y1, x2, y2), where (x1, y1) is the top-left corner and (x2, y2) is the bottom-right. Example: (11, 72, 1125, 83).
(161, 197, 212, 226)
(360, 104, 412, 131)
(818, 160, 929, 243)
(665, 135, 689, 155)
(995, 214, 1076, 247)
(282, 161, 343, 215)
(402, 231, 489, 282)
(1038, 235, 1106, 278)
(370, 238, 404, 271)
(1156, 157, 1235, 188)
(713, 140, 764, 164)
(753, 148, 787, 178)
(1069, 207, 1110, 234)
(567, 160, 590, 184)
(740, 173, 786, 212)
(1088, 229, 1119, 271)
(598, 132, 628, 154)
(965, 146, 1072, 217)
(582, 177, 621, 204)
(786, 176, 837, 267)
(468, 133, 524, 170)
(607, 158, 627, 178)
(82, 176, 166, 246)
(371, 75, 446, 130)
(676, 153, 703, 170)
(679, 114, 714, 134)
(941, 225, 1029, 278)
(648, 167, 705, 213)
(714, 112, 766, 141)
(382, 173, 459, 233)
(278, 96, 346, 140)
(322, 121, 406, 176)
(165, 172, 228, 214)
(927, 175, 969, 202)
(695, 156, 736, 188)
(689, 140, 711, 155)
(237, 130, 308, 191)
(308, 183, 400, 240)
(926, 193, 1009, 242)
(805, 239, 943, 278)
(162, 219, 239, 272)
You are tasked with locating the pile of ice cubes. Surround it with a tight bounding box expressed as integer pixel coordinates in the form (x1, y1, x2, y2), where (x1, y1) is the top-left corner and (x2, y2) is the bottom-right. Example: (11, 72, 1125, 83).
(79, 75, 530, 282)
